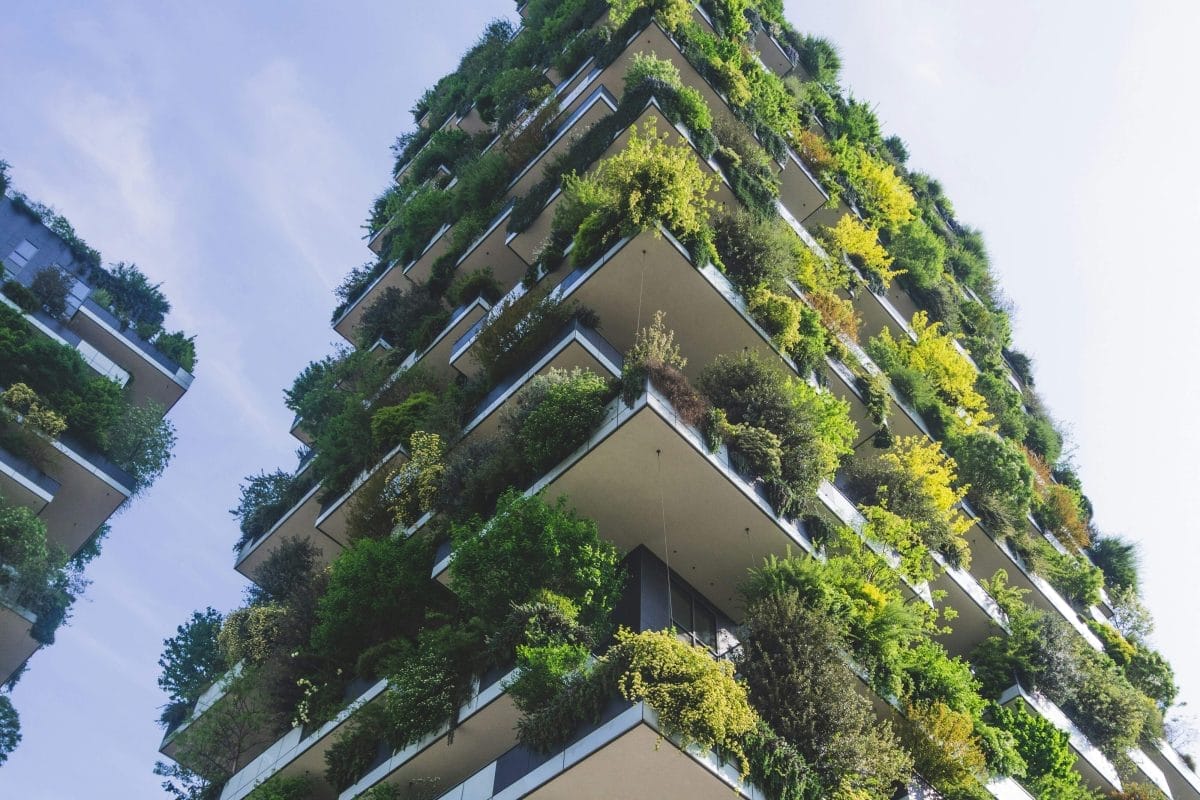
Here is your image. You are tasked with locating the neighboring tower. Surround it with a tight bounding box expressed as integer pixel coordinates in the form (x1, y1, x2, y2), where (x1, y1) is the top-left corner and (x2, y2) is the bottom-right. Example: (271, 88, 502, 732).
(0, 159, 194, 762)
(154, 3, 1196, 800)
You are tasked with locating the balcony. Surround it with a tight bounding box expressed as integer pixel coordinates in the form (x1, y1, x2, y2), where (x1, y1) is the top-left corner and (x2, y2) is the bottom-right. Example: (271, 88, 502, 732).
(0, 442, 60, 515)
(506, 86, 618, 202)
(36, 430, 134, 556)
(333, 221, 453, 343)
(218, 679, 388, 800)
(750, 27, 801, 79)
(451, 204, 533, 296)
(436, 382, 817, 617)
(456, 227, 789, 387)
(314, 442, 410, 545)
(341, 665, 521, 799)
(0, 582, 39, 684)
(424, 700, 761, 800)
(459, 321, 623, 449)
(69, 296, 194, 410)
(233, 476, 329, 582)
(998, 683, 1122, 795)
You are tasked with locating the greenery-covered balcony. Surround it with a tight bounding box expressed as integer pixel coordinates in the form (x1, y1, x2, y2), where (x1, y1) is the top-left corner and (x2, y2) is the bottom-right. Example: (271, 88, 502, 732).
(216, 678, 389, 800)
(0, 441, 60, 516)
(433, 380, 817, 616)
(333, 220, 454, 342)
(387, 293, 496, 384)
(0, 291, 132, 389)
(450, 204, 534, 298)
(457, 228, 784, 386)
(428, 700, 761, 800)
(233, 468, 327, 582)
(505, 98, 739, 269)
(336, 665, 521, 800)
(997, 683, 1123, 795)
(0, 582, 40, 685)
(159, 662, 256, 763)
(68, 295, 194, 410)
(506, 86, 618, 201)
(314, 441, 410, 546)
(459, 321, 623, 449)
(962, 517, 1107, 655)
(33, 429, 134, 556)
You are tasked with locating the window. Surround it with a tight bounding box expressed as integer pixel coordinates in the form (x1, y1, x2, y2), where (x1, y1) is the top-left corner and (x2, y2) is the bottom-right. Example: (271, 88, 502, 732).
(6, 239, 38, 268)
(670, 582, 718, 652)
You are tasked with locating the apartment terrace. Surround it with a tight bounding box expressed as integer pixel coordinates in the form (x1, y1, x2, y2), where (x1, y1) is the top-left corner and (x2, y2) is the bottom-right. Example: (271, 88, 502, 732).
(69, 296, 194, 410)
(0, 442, 60, 516)
(340, 665, 521, 800)
(420, 701, 760, 800)
(218, 678, 389, 800)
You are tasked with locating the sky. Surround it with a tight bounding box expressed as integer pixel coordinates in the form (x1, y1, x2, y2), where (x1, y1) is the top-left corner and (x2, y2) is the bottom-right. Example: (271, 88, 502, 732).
(0, 1, 1198, 797)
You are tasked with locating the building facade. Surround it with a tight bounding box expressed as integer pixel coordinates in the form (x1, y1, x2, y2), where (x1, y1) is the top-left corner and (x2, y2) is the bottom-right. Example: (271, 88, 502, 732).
(0, 161, 194, 760)
(154, 3, 1197, 800)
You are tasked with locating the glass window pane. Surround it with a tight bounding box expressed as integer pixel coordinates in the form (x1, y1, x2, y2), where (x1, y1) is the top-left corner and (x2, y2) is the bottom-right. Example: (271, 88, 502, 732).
(670, 583, 691, 632)
(695, 604, 717, 650)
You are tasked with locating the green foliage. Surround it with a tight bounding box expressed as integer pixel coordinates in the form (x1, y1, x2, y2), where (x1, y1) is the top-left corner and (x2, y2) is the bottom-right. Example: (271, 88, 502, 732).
(157, 609, 227, 717)
(386, 431, 447, 527)
(104, 400, 176, 494)
(0, 500, 79, 646)
(244, 775, 316, 800)
(1126, 646, 1177, 710)
(230, 469, 313, 550)
(2, 280, 39, 313)
(1088, 535, 1140, 593)
(551, 120, 717, 266)
(217, 605, 287, 665)
(247, 537, 319, 607)
(612, 628, 757, 777)
(0, 695, 18, 767)
(446, 267, 502, 307)
(740, 591, 912, 797)
(358, 285, 446, 351)
(505, 595, 593, 713)
(902, 701, 989, 797)
(1041, 544, 1104, 607)
(30, 267, 71, 318)
(451, 491, 624, 630)
(699, 352, 856, 516)
(99, 262, 172, 338)
(508, 368, 612, 474)
(947, 431, 1034, 530)
(154, 331, 198, 371)
(324, 702, 389, 791)
(891, 218, 946, 290)
(371, 393, 437, 452)
(310, 533, 434, 668)
(472, 289, 592, 383)
(712, 210, 797, 293)
(822, 214, 900, 287)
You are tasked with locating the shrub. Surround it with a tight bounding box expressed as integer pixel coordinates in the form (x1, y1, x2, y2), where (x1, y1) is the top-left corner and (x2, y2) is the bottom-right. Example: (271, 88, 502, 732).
(1088, 535, 1139, 593)
(324, 702, 390, 790)
(822, 214, 899, 287)
(357, 285, 444, 351)
(310, 533, 433, 667)
(1041, 546, 1103, 607)
(154, 331, 197, 371)
(553, 120, 717, 266)
(446, 267, 502, 307)
(903, 701, 989, 796)
(712, 210, 795, 292)
(838, 145, 916, 230)
(385, 432, 446, 528)
(30, 267, 72, 318)
(217, 605, 287, 665)
(105, 401, 176, 494)
(472, 289, 590, 382)
(699, 352, 855, 515)
(245, 776, 315, 800)
(158, 608, 227, 716)
(948, 431, 1034, 529)
(508, 368, 612, 473)
(739, 591, 912, 797)
(450, 490, 624, 631)
(891, 218, 946, 290)
(370, 393, 437, 452)
(608, 0, 691, 32)
(99, 262, 171, 336)
(2, 280, 39, 313)
(611, 628, 757, 777)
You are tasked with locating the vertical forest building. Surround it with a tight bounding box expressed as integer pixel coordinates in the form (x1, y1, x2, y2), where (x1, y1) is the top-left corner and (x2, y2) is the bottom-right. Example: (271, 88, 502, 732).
(154, 3, 1198, 800)
(0, 159, 194, 761)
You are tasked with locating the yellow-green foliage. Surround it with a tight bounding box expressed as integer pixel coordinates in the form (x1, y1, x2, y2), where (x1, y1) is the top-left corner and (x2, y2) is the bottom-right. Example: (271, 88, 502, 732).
(838, 144, 916, 230)
(218, 605, 288, 664)
(386, 431, 446, 527)
(608, 0, 692, 33)
(877, 312, 992, 427)
(1, 382, 67, 438)
(747, 286, 802, 353)
(862, 505, 931, 584)
(825, 215, 901, 287)
(904, 701, 989, 795)
(880, 436, 971, 547)
(611, 628, 757, 777)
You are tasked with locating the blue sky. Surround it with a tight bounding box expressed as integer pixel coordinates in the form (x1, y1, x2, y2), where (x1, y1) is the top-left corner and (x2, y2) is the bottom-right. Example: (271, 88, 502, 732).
(1, 1, 1198, 796)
